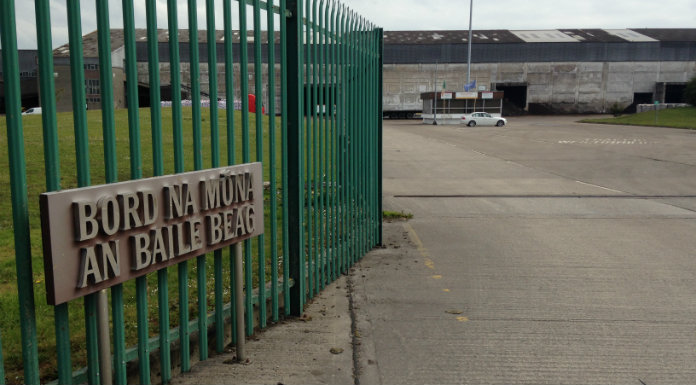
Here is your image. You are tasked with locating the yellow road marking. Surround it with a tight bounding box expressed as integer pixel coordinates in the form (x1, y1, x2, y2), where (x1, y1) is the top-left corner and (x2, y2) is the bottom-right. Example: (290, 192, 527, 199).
(431, 275, 442, 279)
(442, 288, 450, 292)
(424, 258, 435, 270)
(456, 316, 469, 322)
(403, 222, 435, 269)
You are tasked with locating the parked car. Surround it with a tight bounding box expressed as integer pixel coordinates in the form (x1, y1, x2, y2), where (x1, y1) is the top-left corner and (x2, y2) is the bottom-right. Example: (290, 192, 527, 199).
(461, 112, 506, 127)
(22, 107, 42, 115)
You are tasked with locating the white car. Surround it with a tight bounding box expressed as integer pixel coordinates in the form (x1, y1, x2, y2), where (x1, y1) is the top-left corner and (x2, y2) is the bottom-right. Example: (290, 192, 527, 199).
(22, 107, 42, 115)
(461, 112, 506, 127)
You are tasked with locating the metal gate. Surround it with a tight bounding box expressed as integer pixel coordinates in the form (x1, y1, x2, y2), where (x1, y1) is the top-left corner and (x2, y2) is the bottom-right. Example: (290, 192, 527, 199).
(0, 0, 382, 383)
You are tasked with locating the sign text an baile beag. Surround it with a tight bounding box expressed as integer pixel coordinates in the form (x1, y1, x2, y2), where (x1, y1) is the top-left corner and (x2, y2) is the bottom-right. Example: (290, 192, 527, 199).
(40, 163, 263, 305)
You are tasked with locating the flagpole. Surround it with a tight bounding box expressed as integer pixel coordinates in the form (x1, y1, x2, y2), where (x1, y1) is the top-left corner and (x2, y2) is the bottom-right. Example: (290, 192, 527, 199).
(434, 61, 438, 125)
(466, 0, 473, 85)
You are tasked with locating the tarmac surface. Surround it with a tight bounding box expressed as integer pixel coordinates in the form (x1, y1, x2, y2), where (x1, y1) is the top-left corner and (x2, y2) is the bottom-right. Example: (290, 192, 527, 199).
(173, 116, 696, 384)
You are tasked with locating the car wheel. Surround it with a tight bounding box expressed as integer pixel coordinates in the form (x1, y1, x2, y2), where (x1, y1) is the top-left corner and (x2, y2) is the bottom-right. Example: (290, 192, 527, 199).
(496, 120, 505, 127)
(467, 121, 476, 127)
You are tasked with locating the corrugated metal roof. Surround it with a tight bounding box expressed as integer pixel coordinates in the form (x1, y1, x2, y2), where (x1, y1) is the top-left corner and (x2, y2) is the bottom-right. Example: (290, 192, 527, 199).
(604, 29, 657, 42)
(557, 29, 626, 43)
(511, 30, 581, 43)
(383, 30, 523, 44)
(383, 28, 696, 44)
(52, 28, 696, 59)
(632, 28, 696, 42)
(53, 29, 272, 57)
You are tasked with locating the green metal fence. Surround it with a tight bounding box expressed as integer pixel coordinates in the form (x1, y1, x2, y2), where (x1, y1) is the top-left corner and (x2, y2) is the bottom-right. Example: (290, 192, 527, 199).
(0, 0, 382, 383)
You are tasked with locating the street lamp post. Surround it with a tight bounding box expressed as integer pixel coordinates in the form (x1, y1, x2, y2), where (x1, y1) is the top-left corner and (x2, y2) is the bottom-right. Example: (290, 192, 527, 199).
(466, 0, 473, 86)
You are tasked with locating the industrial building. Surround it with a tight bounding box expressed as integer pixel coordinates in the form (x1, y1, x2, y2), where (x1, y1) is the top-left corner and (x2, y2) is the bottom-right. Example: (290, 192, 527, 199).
(383, 29, 696, 116)
(2, 28, 695, 115)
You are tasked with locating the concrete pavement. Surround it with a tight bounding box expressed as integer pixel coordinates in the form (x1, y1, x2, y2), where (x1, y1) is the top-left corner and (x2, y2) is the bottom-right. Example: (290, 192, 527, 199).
(353, 117, 696, 384)
(172, 116, 696, 384)
(170, 276, 354, 385)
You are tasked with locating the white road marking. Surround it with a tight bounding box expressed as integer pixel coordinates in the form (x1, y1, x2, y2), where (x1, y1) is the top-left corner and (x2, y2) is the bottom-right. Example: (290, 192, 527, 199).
(575, 180, 625, 193)
(559, 138, 650, 145)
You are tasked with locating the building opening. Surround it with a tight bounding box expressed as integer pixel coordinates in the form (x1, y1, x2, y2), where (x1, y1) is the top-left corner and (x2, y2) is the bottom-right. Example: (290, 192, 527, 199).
(627, 92, 654, 113)
(22, 95, 40, 111)
(160, 85, 190, 103)
(138, 84, 151, 108)
(494, 83, 527, 115)
(665, 83, 686, 103)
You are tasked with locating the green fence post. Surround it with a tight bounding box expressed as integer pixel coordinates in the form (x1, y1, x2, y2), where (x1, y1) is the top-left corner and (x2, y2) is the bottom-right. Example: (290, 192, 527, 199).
(222, 0, 238, 345)
(323, 0, 330, 289)
(33, 0, 74, 382)
(344, 10, 352, 269)
(348, 11, 357, 268)
(358, 17, 365, 254)
(312, 0, 320, 295)
(96, 0, 119, 382)
(0, 1, 40, 382)
(252, 0, 267, 329)
(362, 18, 369, 254)
(370, 24, 376, 246)
(190, 0, 209, 360)
(338, 5, 346, 275)
(146, 0, 163, 176)
(0, 330, 4, 385)
(189, 0, 203, 171)
(167, 0, 189, 372)
(66, 1, 102, 383)
(156, 0, 174, 369)
(239, 0, 255, 337)
(305, 0, 314, 301)
(123, 0, 142, 177)
(318, 0, 326, 290)
(205, 0, 225, 355)
(169, 0, 185, 174)
(121, 2, 142, 382)
(330, 1, 338, 281)
(267, 0, 280, 323)
(184, 0, 203, 370)
(377, 27, 384, 245)
(135, 277, 149, 385)
(122, 2, 149, 382)
(287, 0, 306, 316)
(325, 0, 333, 283)
(280, 0, 292, 317)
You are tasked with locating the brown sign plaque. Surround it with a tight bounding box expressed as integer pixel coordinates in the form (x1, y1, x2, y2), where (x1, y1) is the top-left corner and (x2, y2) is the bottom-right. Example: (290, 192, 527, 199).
(40, 163, 264, 305)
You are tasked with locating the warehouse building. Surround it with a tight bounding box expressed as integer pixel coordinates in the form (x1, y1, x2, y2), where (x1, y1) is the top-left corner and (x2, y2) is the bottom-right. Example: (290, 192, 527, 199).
(3, 28, 695, 115)
(383, 29, 696, 116)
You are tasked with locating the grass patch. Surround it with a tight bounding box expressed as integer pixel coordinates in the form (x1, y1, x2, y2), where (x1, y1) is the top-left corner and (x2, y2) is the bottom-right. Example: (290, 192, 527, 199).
(580, 107, 696, 129)
(383, 210, 413, 221)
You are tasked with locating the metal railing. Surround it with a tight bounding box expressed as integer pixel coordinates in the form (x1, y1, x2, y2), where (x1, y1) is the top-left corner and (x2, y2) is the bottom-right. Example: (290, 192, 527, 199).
(0, 0, 382, 383)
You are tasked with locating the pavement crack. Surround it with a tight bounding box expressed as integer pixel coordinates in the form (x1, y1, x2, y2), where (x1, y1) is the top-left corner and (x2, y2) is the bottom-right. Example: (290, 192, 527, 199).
(346, 272, 361, 385)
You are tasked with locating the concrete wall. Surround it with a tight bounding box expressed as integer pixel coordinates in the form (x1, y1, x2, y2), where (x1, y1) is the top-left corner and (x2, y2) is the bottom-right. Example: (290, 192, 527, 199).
(54, 65, 73, 112)
(383, 61, 696, 114)
(52, 58, 696, 115)
(54, 65, 127, 112)
(383, 63, 492, 111)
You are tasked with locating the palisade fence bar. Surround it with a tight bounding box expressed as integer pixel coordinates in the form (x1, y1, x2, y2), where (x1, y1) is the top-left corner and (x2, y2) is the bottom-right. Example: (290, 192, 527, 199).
(0, 0, 381, 383)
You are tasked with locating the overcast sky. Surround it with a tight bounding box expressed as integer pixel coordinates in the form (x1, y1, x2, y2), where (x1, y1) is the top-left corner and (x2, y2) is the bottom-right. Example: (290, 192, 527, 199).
(6, 0, 696, 49)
